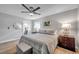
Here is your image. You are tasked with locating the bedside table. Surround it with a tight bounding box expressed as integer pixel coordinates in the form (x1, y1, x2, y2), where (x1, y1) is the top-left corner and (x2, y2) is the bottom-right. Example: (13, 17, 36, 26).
(58, 35, 75, 51)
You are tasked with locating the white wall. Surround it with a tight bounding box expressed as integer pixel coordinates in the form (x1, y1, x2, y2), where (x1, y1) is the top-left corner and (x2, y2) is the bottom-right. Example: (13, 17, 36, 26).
(0, 12, 23, 29)
(77, 7, 79, 49)
(0, 12, 31, 43)
(26, 8, 78, 36)
(36, 9, 77, 33)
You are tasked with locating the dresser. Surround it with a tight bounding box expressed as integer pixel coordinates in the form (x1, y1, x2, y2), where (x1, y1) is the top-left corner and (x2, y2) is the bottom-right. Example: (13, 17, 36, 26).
(58, 35, 75, 51)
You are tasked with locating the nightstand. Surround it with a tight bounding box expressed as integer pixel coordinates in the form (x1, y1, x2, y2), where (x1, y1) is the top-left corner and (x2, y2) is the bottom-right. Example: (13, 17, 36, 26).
(58, 35, 75, 51)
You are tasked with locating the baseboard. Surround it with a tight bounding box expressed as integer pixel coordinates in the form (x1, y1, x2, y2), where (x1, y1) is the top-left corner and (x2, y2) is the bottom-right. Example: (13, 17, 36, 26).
(0, 39, 19, 44)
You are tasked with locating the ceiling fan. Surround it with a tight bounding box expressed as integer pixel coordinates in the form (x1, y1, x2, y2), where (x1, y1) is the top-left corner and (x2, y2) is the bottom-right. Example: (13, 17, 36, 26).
(21, 4, 41, 16)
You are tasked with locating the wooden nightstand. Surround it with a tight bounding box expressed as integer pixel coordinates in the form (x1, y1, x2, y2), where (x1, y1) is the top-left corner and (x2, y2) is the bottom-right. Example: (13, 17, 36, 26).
(58, 35, 75, 52)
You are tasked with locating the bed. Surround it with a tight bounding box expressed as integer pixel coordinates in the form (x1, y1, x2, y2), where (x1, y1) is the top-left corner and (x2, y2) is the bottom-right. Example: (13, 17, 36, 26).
(18, 32, 58, 54)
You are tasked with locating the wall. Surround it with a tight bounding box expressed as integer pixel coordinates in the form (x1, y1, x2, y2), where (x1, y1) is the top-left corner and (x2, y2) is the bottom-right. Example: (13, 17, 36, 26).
(0, 12, 31, 43)
(36, 9, 77, 34)
(0, 12, 23, 29)
(77, 7, 79, 49)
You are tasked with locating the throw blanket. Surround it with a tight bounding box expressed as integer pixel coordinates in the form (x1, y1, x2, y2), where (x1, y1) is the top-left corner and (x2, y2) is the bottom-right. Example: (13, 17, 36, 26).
(19, 33, 58, 54)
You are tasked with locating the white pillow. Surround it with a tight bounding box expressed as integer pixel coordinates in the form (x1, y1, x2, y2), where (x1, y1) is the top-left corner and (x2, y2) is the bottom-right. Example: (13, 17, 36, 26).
(39, 29, 55, 35)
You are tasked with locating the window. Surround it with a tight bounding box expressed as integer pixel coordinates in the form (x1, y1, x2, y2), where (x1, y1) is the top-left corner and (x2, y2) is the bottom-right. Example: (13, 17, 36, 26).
(34, 21, 40, 31)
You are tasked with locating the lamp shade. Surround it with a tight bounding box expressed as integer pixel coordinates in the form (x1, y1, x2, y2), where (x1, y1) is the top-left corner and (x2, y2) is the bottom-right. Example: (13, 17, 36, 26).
(62, 23, 71, 29)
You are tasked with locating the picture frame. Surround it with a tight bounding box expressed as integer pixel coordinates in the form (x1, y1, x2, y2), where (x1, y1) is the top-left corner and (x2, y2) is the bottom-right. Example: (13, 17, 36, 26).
(44, 21, 50, 26)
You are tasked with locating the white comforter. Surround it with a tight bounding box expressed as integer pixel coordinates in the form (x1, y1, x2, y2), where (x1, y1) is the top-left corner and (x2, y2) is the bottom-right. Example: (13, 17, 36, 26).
(19, 33, 58, 54)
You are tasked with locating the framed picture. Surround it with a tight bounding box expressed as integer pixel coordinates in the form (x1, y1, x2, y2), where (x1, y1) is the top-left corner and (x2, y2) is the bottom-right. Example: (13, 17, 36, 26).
(44, 21, 50, 26)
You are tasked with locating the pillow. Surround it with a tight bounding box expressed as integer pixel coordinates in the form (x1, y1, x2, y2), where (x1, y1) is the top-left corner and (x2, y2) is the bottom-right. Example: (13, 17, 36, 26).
(39, 29, 55, 35)
(45, 30, 55, 35)
(39, 29, 46, 34)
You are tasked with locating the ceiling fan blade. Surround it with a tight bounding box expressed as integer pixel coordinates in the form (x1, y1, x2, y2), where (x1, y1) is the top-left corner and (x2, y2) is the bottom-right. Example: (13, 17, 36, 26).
(32, 7, 40, 12)
(33, 12, 40, 15)
(21, 4, 31, 12)
(21, 11, 29, 13)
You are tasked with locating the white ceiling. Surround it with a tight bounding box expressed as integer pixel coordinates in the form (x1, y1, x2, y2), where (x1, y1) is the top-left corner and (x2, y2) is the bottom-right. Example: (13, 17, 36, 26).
(0, 4, 79, 20)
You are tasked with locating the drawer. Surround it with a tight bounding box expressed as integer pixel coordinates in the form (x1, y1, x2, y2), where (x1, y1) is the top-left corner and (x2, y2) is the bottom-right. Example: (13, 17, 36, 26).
(58, 36, 75, 51)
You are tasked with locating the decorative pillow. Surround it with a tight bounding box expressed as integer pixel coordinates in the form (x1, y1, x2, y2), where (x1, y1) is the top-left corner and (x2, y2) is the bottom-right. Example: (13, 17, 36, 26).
(39, 29, 46, 34)
(39, 29, 55, 35)
(45, 30, 55, 35)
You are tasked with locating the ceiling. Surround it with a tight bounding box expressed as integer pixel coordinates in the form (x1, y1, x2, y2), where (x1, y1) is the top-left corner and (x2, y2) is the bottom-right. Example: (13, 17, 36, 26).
(0, 4, 79, 20)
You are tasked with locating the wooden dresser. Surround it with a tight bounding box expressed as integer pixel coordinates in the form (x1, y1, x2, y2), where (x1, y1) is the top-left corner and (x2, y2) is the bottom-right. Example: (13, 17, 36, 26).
(58, 35, 75, 51)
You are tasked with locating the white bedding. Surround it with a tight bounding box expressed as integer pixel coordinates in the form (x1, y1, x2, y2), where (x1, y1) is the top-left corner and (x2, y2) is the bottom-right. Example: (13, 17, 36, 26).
(19, 33, 58, 54)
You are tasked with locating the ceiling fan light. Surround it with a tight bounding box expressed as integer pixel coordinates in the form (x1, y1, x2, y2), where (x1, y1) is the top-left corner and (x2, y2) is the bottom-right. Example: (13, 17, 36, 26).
(29, 13, 34, 16)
